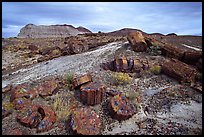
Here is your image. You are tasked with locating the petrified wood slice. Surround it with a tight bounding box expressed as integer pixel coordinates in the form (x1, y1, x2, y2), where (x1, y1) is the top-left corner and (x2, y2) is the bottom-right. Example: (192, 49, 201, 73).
(38, 79, 58, 98)
(109, 94, 136, 121)
(162, 58, 197, 83)
(73, 73, 92, 88)
(70, 107, 101, 135)
(80, 81, 106, 105)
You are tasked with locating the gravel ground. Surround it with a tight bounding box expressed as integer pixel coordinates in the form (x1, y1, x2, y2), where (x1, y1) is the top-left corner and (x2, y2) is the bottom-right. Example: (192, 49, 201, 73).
(2, 41, 202, 135)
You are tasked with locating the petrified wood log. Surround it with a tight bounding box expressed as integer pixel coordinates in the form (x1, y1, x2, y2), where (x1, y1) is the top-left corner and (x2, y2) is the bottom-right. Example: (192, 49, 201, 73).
(113, 56, 129, 72)
(73, 73, 92, 88)
(127, 31, 148, 52)
(162, 58, 197, 83)
(109, 94, 136, 121)
(80, 81, 106, 105)
(183, 51, 202, 65)
(70, 107, 101, 135)
(161, 44, 184, 60)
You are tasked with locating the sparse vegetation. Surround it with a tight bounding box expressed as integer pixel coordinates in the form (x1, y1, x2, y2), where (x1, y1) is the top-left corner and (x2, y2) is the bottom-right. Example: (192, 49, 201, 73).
(150, 65, 161, 75)
(66, 72, 74, 89)
(52, 93, 73, 121)
(112, 72, 132, 85)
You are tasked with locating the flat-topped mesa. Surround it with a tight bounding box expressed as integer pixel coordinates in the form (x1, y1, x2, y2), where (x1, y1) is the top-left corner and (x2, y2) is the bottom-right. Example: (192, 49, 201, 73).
(17, 24, 92, 38)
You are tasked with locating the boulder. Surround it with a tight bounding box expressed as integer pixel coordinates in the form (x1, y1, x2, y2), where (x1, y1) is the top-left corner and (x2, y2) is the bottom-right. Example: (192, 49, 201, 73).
(127, 31, 148, 52)
(162, 58, 197, 83)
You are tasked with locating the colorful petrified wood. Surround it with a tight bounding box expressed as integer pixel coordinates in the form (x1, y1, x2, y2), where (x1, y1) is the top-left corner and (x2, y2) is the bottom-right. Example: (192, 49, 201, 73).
(162, 58, 197, 83)
(70, 107, 101, 135)
(16, 105, 41, 128)
(36, 106, 56, 133)
(16, 104, 56, 133)
(37, 79, 58, 98)
(101, 56, 149, 73)
(80, 81, 106, 105)
(109, 94, 136, 121)
(73, 73, 92, 88)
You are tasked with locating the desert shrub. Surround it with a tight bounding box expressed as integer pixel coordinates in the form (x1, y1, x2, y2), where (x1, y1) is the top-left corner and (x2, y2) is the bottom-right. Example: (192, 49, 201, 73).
(112, 72, 132, 85)
(51, 49, 61, 56)
(66, 72, 74, 89)
(124, 92, 140, 101)
(150, 65, 161, 75)
(52, 93, 72, 121)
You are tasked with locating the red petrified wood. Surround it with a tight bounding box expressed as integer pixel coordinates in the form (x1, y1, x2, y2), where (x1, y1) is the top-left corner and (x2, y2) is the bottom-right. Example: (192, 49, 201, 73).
(80, 81, 106, 105)
(70, 107, 101, 135)
(37, 79, 58, 98)
(72, 73, 92, 88)
(109, 94, 136, 121)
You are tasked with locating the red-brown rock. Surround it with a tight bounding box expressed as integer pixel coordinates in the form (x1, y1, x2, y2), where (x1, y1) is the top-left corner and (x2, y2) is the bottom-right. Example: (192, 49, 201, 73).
(16, 104, 41, 128)
(36, 106, 56, 133)
(13, 97, 32, 110)
(70, 107, 101, 135)
(73, 73, 92, 88)
(10, 85, 28, 102)
(80, 81, 106, 105)
(37, 79, 58, 98)
(162, 58, 197, 83)
(109, 94, 136, 121)
(127, 31, 148, 52)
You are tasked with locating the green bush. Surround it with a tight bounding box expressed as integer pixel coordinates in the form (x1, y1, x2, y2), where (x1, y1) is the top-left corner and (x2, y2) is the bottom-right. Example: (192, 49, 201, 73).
(66, 72, 74, 89)
(112, 72, 132, 85)
(150, 65, 161, 75)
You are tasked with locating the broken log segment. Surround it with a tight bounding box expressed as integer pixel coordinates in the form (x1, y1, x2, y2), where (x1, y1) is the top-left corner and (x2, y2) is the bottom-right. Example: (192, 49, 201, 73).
(73, 73, 92, 88)
(80, 81, 106, 105)
(162, 58, 197, 83)
(109, 94, 136, 121)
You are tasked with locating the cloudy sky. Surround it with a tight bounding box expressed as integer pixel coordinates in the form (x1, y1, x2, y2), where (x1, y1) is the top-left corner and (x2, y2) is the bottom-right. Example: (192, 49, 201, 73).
(2, 2, 202, 38)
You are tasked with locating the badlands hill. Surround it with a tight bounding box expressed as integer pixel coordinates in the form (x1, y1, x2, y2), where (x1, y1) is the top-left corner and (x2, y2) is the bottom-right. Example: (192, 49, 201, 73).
(17, 24, 92, 38)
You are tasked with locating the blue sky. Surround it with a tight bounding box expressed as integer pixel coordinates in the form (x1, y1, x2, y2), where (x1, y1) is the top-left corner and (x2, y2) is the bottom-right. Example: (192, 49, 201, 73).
(2, 2, 202, 38)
